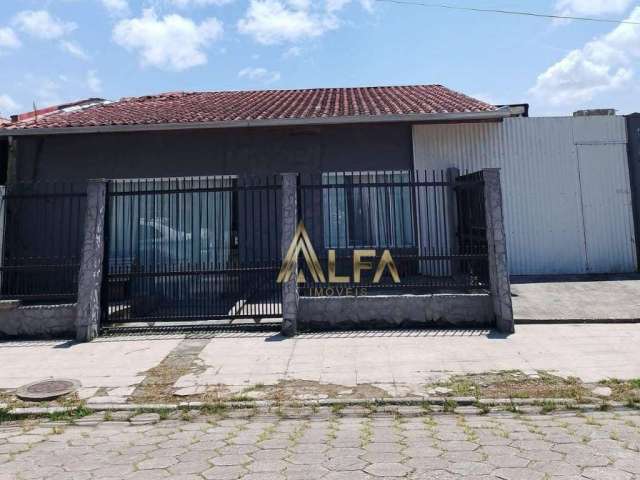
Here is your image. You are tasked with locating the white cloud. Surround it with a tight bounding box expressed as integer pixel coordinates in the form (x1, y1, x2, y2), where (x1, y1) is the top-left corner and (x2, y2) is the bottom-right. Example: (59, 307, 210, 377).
(101, 0, 130, 17)
(238, 0, 330, 44)
(530, 6, 640, 106)
(326, 0, 373, 13)
(86, 70, 102, 93)
(0, 94, 21, 116)
(283, 45, 302, 58)
(238, 0, 372, 45)
(554, 0, 633, 17)
(238, 66, 281, 83)
(0, 27, 21, 52)
(60, 40, 89, 60)
(13, 10, 76, 40)
(169, 0, 235, 7)
(113, 9, 223, 71)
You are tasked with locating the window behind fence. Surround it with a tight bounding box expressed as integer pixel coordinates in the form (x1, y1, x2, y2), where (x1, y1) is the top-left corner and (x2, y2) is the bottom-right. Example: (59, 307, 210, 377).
(322, 171, 415, 249)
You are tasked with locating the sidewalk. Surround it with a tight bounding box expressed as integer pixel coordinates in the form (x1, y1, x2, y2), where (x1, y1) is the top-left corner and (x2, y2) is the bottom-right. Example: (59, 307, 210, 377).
(1, 324, 639, 404)
(512, 274, 640, 322)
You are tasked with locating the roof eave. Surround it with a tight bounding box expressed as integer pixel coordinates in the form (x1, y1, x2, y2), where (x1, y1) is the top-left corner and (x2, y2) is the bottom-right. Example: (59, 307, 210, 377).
(0, 106, 523, 137)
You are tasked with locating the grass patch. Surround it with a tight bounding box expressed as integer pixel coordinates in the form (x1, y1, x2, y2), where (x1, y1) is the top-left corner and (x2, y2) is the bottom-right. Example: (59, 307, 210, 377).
(442, 399, 458, 413)
(507, 400, 520, 413)
(48, 404, 92, 422)
(201, 403, 228, 416)
(598, 379, 640, 403)
(541, 400, 557, 414)
(0, 408, 18, 423)
(426, 371, 588, 402)
(331, 403, 346, 415)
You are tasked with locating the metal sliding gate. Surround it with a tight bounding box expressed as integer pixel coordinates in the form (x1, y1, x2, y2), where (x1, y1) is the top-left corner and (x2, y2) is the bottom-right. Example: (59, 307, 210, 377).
(101, 176, 283, 326)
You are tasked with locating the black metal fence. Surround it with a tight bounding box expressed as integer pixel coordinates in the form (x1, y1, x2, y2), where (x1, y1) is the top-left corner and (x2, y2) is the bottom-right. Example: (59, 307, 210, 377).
(297, 170, 489, 294)
(102, 176, 283, 324)
(0, 182, 87, 302)
(455, 171, 489, 284)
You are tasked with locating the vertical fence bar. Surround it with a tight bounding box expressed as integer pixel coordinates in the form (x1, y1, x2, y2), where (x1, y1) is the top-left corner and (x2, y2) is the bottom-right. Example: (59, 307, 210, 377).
(446, 167, 460, 277)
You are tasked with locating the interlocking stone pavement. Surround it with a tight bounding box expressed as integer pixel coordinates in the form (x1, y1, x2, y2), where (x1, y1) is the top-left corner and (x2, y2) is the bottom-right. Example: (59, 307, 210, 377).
(1, 410, 639, 479)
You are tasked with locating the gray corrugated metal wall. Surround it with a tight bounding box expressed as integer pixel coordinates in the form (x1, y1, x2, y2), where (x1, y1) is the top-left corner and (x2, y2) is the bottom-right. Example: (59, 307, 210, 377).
(412, 116, 636, 275)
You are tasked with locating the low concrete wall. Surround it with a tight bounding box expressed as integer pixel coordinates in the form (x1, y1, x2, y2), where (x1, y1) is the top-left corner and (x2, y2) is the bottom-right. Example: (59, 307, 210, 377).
(0, 301, 77, 338)
(298, 294, 493, 330)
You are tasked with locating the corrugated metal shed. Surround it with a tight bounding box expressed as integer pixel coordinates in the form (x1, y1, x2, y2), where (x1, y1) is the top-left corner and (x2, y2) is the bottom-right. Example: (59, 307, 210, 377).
(412, 116, 636, 275)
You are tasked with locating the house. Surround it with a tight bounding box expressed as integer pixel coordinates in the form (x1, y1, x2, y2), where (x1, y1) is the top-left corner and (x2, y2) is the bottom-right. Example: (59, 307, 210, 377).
(0, 85, 636, 278)
(1, 86, 520, 181)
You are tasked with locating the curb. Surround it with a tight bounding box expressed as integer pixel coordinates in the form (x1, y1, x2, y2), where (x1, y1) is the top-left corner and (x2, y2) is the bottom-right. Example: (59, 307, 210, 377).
(515, 318, 640, 324)
(2, 396, 636, 420)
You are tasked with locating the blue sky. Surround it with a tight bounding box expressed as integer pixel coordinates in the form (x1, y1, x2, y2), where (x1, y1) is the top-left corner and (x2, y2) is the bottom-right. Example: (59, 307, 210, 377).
(0, 0, 639, 118)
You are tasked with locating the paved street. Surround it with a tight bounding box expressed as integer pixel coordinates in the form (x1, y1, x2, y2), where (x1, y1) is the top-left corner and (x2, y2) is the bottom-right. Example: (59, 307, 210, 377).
(1, 410, 640, 479)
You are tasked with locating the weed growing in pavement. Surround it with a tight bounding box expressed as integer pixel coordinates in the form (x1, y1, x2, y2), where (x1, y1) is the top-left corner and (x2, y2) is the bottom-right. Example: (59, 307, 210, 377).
(541, 400, 557, 414)
(201, 403, 228, 416)
(585, 416, 602, 426)
(475, 402, 491, 415)
(331, 403, 345, 415)
(103, 411, 113, 421)
(0, 408, 18, 423)
(625, 397, 640, 409)
(360, 419, 373, 447)
(258, 425, 276, 443)
(47, 405, 91, 422)
(506, 400, 519, 413)
(288, 422, 308, 446)
(423, 414, 437, 426)
(442, 399, 458, 413)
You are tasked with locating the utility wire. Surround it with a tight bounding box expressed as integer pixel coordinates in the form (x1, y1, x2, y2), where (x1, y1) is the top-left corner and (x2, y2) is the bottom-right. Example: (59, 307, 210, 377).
(375, 0, 640, 25)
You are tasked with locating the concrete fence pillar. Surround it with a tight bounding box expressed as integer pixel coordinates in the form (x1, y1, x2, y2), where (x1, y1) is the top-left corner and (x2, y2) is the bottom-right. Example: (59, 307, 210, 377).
(0, 186, 6, 295)
(482, 168, 515, 334)
(75, 179, 108, 342)
(280, 173, 299, 337)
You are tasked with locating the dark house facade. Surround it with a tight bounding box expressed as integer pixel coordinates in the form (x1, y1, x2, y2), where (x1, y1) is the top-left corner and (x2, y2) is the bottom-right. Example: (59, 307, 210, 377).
(13, 123, 414, 182)
(3, 86, 518, 183)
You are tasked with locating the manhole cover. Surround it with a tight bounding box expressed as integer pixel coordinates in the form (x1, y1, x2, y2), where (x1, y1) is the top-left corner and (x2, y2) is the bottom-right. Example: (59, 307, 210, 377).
(16, 379, 80, 401)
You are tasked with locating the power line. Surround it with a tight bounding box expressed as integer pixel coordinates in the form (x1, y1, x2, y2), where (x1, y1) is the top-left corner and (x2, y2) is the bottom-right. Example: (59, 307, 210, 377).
(375, 0, 640, 25)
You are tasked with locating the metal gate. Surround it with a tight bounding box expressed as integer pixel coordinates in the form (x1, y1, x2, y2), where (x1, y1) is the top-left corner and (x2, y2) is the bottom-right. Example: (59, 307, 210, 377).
(101, 176, 283, 326)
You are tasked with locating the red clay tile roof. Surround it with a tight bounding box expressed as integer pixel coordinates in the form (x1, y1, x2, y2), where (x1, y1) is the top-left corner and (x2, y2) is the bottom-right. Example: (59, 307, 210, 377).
(6, 85, 496, 131)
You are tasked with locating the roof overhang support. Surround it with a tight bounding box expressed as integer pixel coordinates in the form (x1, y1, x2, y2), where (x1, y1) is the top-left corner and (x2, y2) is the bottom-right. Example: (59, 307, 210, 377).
(0, 106, 525, 137)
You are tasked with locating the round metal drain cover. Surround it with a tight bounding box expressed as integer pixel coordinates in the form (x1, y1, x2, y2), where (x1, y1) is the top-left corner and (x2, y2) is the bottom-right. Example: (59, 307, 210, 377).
(16, 379, 80, 401)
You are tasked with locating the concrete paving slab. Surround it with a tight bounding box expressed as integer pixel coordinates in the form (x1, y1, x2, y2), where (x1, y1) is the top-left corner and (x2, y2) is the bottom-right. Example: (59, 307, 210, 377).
(183, 324, 640, 390)
(0, 337, 183, 390)
(1, 325, 639, 403)
(512, 275, 640, 321)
